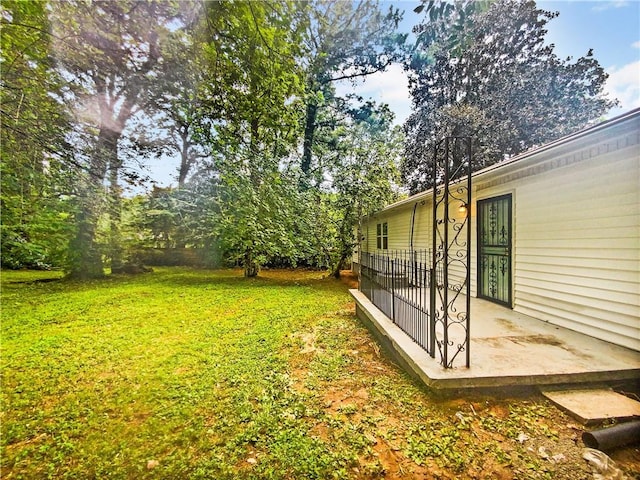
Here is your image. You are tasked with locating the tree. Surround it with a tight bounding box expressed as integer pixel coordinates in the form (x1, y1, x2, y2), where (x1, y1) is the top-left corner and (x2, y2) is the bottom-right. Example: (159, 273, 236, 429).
(48, 0, 185, 278)
(199, 0, 306, 276)
(0, 0, 75, 269)
(190, 1, 408, 275)
(402, 0, 617, 194)
(148, 5, 210, 189)
(300, 0, 406, 187)
(329, 101, 402, 277)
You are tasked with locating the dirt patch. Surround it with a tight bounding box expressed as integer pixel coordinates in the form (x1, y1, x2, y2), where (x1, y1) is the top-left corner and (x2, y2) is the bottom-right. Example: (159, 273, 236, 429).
(339, 270, 359, 289)
(322, 386, 371, 416)
(610, 447, 640, 470)
(286, 293, 640, 479)
(299, 331, 318, 354)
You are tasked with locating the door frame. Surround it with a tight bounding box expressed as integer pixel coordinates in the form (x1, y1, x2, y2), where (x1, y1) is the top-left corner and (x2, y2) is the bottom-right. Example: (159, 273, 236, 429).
(476, 193, 513, 308)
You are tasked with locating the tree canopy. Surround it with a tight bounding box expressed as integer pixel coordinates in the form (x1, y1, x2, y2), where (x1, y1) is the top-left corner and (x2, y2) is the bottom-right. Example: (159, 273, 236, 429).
(47, 0, 187, 277)
(0, 0, 619, 276)
(402, 0, 616, 194)
(0, 0, 74, 269)
(300, 0, 406, 187)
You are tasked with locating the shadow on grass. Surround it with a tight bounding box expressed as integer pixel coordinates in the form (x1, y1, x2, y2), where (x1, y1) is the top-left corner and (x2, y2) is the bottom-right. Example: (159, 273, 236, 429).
(2, 267, 347, 296)
(147, 267, 342, 291)
(4, 277, 62, 285)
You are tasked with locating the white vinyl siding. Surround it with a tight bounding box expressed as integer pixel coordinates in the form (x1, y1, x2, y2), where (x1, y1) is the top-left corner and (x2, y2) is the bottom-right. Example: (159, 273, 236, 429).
(474, 122, 640, 351)
(360, 199, 469, 288)
(412, 202, 432, 250)
(387, 209, 412, 251)
(512, 148, 639, 351)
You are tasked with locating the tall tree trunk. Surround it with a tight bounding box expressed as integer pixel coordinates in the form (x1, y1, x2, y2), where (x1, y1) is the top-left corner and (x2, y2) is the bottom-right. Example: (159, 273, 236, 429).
(177, 128, 190, 188)
(243, 115, 261, 278)
(301, 100, 317, 183)
(331, 208, 356, 278)
(331, 250, 350, 279)
(108, 157, 124, 274)
(244, 249, 259, 278)
(67, 193, 106, 279)
(67, 130, 116, 279)
(249, 117, 261, 188)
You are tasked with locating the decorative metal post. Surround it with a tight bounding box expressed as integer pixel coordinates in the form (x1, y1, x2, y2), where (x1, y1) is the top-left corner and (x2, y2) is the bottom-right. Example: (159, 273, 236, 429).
(431, 136, 472, 368)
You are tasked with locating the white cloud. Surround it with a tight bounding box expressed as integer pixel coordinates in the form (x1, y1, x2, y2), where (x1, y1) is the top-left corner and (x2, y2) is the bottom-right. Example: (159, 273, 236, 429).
(334, 63, 412, 125)
(605, 60, 640, 115)
(632, 40, 640, 49)
(592, 1, 629, 12)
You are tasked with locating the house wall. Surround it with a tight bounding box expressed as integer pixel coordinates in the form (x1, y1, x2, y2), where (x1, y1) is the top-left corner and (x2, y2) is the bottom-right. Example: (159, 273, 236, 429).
(356, 196, 469, 288)
(356, 204, 428, 256)
(476, 121, 640, 351)
(354, 110, 640, 352)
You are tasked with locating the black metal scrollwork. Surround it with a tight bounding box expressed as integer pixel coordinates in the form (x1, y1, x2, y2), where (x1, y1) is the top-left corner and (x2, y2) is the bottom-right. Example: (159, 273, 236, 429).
(432, 137, 472, 368)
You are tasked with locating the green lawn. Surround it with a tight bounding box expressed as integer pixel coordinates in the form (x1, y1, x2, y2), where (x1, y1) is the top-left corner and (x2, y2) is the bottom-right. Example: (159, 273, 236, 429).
(1, 268, 637, 479)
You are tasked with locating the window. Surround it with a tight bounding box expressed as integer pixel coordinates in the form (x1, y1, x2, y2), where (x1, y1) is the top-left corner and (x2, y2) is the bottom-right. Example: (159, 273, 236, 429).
(376, 222, 388, 250)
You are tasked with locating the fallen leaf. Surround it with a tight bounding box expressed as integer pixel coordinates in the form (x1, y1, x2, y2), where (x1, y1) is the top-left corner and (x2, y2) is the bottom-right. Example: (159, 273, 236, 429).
(538, 446, 550, 460)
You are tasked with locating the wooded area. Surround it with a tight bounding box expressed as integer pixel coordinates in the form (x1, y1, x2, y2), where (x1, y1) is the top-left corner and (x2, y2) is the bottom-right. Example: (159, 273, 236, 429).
(0, 0, 614, 278)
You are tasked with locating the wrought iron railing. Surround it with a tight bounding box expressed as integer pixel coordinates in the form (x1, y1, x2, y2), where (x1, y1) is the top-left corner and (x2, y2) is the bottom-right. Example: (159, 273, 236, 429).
(360, 250, 436, 356)
(432, 136, 472, 368)
(358, 137, 472, 368)
(359, 245, 471, 368)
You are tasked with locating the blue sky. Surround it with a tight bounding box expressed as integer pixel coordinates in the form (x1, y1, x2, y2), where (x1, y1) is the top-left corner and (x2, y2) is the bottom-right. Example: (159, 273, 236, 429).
(339, 0, 640, 124)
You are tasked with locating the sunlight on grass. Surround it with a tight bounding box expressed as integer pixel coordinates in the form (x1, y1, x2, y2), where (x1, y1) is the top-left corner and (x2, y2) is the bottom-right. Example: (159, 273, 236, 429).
(2, 268, 352, 478)
(0, 268, 625, 479)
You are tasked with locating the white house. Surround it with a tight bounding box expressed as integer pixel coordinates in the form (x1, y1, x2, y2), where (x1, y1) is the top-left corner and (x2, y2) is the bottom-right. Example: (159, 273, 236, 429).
(353, 108, 640, 353)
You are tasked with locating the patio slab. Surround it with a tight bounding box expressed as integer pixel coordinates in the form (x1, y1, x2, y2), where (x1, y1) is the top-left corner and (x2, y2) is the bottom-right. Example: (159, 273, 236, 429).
(350, 289, 640, 390)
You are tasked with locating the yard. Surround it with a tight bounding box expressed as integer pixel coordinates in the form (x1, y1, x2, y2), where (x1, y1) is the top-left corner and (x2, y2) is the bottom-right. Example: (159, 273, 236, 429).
(1, 268, 638, 479)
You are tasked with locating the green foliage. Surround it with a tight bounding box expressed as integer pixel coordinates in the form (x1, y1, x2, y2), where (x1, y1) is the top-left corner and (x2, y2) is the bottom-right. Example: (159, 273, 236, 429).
(8, 0, 618, 279)
(328, 101, 403, 275)
(131, 187, 198, 249)
(47, 0, 187, 277)
(404, 422, 467, 471)
(1, 0, 405, 276)
(403, 0, 617, 193)
(198, 0, 308, 276)
(201, 0, 305, 147)
(0, 0, 75, 269)
(216, 162, 301, 272)
(148, 3, 210, 188)
(0, 197, 74, 270)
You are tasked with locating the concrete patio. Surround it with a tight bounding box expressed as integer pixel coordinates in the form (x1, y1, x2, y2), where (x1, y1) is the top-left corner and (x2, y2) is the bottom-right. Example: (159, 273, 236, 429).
(350, 288, 640, 390)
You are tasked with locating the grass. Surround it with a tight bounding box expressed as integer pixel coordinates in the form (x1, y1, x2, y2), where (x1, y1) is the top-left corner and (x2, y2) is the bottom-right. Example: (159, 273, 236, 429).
(1, 267, 638, 479)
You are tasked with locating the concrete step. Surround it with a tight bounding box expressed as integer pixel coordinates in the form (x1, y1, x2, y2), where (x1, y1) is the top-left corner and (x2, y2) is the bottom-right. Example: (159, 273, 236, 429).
(540, 388, 640, 426)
